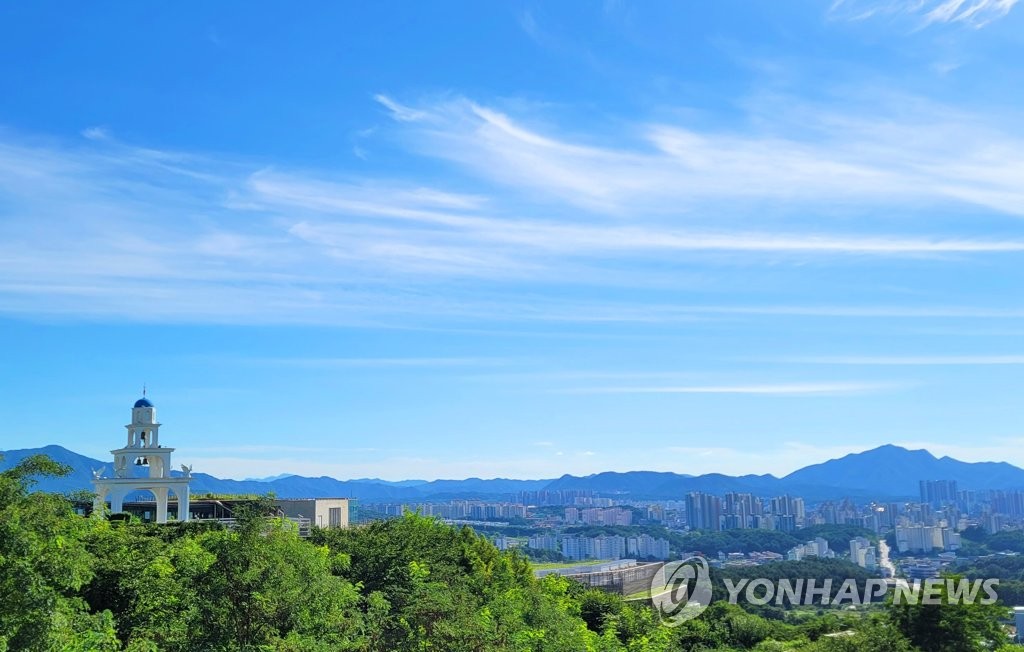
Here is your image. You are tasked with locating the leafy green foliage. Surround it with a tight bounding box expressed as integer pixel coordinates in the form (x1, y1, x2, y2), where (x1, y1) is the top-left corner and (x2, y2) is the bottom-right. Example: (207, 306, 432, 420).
(0, 454, 118, 651)
(0, 454, 1017, 650)
(941, 527, 1024, 559)
(672, 524, 877, 557)
(676, 528, 802, 555)
(888, 575, 1008, 651)
(311, 512, 604, 651)
(951, 554, 1024, 605)
(714, 559, 878, 606)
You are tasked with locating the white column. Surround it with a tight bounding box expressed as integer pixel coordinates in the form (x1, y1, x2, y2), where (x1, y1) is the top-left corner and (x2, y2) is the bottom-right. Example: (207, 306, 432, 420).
(154, 487, 168, 524)
(110, 489, 124, 515)
(178, 485, 190, 522)
(93, 485, 108, 517)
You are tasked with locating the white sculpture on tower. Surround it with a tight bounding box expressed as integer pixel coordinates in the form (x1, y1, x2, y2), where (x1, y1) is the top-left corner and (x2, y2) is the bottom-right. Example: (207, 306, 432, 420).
(92, 393, 192, 523)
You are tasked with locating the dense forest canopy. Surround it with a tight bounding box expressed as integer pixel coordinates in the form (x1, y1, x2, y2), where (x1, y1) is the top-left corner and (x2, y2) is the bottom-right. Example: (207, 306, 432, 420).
(0, 454, 1017, 651)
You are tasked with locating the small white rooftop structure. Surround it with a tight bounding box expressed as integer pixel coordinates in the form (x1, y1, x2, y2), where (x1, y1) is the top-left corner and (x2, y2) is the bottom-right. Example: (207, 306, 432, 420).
(276, 498, 351, 529)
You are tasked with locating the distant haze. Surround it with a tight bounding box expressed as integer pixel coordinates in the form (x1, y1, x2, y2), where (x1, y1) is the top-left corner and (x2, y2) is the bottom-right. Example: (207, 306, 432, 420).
(6, 443, 1024, 502)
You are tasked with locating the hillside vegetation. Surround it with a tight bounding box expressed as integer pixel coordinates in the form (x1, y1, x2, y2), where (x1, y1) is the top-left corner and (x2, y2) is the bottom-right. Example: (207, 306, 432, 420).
(0, 454, 1016, 651)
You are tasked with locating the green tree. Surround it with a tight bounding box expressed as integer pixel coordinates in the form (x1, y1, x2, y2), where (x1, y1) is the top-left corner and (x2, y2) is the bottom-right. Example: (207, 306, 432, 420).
(888, 575, 1008, 652)
(81, 519, 217, 649)
(0, 454, 119, 651)
(190, 515, 362, 650)
(314, 512, 613, 651)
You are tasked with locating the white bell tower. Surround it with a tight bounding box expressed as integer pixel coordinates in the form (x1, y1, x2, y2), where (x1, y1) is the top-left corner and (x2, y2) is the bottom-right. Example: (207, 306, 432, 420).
(92, 393, 192, 523)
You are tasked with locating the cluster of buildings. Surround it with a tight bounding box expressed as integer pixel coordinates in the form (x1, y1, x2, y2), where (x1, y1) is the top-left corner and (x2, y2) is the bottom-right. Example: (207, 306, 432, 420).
(516, 490, 606, 507)
(496, 532, 671, 561)
(915, 479, 1024, 534)
(849, 537, 878, 570)
(714, 550, 786, 568)
(785, 537, 834, 561)
(366, 477, 1024, 568)
(564, 506, 632, 526)
(684, 491, 807, 532)
(894, 525, 961, 553)
(369, 500, 529, 521)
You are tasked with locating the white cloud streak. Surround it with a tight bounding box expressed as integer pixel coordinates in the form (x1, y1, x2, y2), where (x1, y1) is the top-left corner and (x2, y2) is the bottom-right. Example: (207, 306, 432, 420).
(234, 357, 511, 368)
(562, 382, 900, 396)
(765, 354, 1024, 365)
(829, 0, 1018, 28)
(376, 95, 1024, 217)
(3, 89, 1024, 325)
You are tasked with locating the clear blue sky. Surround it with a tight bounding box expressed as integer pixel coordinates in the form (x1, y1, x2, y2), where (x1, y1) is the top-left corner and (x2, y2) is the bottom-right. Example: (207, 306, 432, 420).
(2, 1, 1023, 480)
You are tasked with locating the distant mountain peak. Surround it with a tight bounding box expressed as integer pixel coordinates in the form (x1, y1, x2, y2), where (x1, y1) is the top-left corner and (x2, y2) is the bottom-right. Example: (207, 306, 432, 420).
(857, 443, 932, 457)
(5, 442, 1024, 501)
(243, 473, 295, 482)
(782, 443, 1024, 496)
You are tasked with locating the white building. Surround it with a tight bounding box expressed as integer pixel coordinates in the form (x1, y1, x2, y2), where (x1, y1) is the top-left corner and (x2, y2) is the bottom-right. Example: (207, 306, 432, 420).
(561, 536, 583, 561)
(626, 534, 670, 560)
(276, 498, 350, 529)
(787, 537, 834, 562)
(589, 535, 626, 560)
(558, 534, 630, 561)
(528, 534, 559, 552)
(850, 537, 878, 570)
(92, 395, 191, 523)
(813, 537, 830, 557)
(895, 525, 961, 553)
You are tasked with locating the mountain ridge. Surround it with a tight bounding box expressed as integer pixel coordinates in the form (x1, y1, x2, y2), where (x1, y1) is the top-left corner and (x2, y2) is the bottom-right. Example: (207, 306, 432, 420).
(4, 443, 1024, 502)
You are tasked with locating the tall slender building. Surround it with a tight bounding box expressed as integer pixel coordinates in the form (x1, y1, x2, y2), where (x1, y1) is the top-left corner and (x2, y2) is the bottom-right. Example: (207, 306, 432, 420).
(919, 480, 958, 508)
(686, 492, 722, 532)
(724, 492, 756, 529)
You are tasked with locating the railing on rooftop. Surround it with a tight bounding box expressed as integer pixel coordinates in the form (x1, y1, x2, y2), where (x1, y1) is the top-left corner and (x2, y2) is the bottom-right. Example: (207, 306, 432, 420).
(194, 516, 312, 538)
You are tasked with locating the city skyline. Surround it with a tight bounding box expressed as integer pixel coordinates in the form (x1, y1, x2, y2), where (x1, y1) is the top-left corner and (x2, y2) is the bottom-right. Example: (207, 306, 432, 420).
(2, 3, 1024, 480)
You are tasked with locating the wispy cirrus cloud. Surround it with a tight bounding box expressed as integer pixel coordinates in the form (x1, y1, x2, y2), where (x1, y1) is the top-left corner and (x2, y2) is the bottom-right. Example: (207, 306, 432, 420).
(761, 354, 1024, 365)
(373, 93, 430, 122)
(80, 126, 110, 141)
(230, 356, 512, 368)
(828, 0, 1018, 28)
(261, 171, 1024, 255)
(3, 86, 1024, 325)
(561, 382, 903, 396)
(374, 93, 1024, 217)
(922, 0, 1018, 27)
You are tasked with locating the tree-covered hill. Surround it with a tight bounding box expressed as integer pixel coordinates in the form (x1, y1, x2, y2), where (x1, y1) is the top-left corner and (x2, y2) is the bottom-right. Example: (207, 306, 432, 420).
(0, 453, 1017, 651)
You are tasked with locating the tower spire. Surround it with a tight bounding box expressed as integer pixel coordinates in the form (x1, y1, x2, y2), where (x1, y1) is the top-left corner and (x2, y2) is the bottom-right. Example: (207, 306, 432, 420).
(143, 383, 147, 398)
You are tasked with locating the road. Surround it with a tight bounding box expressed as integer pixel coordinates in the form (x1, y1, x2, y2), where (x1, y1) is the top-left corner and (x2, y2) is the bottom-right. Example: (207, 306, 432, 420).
(878, 539, 897, 577)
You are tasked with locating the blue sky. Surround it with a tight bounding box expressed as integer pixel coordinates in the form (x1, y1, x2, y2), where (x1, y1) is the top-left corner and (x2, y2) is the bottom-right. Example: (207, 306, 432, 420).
(2, 1, 1024, 480)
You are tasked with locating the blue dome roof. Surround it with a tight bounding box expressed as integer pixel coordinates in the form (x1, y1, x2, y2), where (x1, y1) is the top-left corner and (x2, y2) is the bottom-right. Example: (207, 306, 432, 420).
(134, 398, 154, 408)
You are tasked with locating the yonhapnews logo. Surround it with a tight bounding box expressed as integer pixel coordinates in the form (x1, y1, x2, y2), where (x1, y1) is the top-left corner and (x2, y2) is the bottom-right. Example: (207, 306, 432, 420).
(650, 557, 713, 626)
(650, 556, 999, 627)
